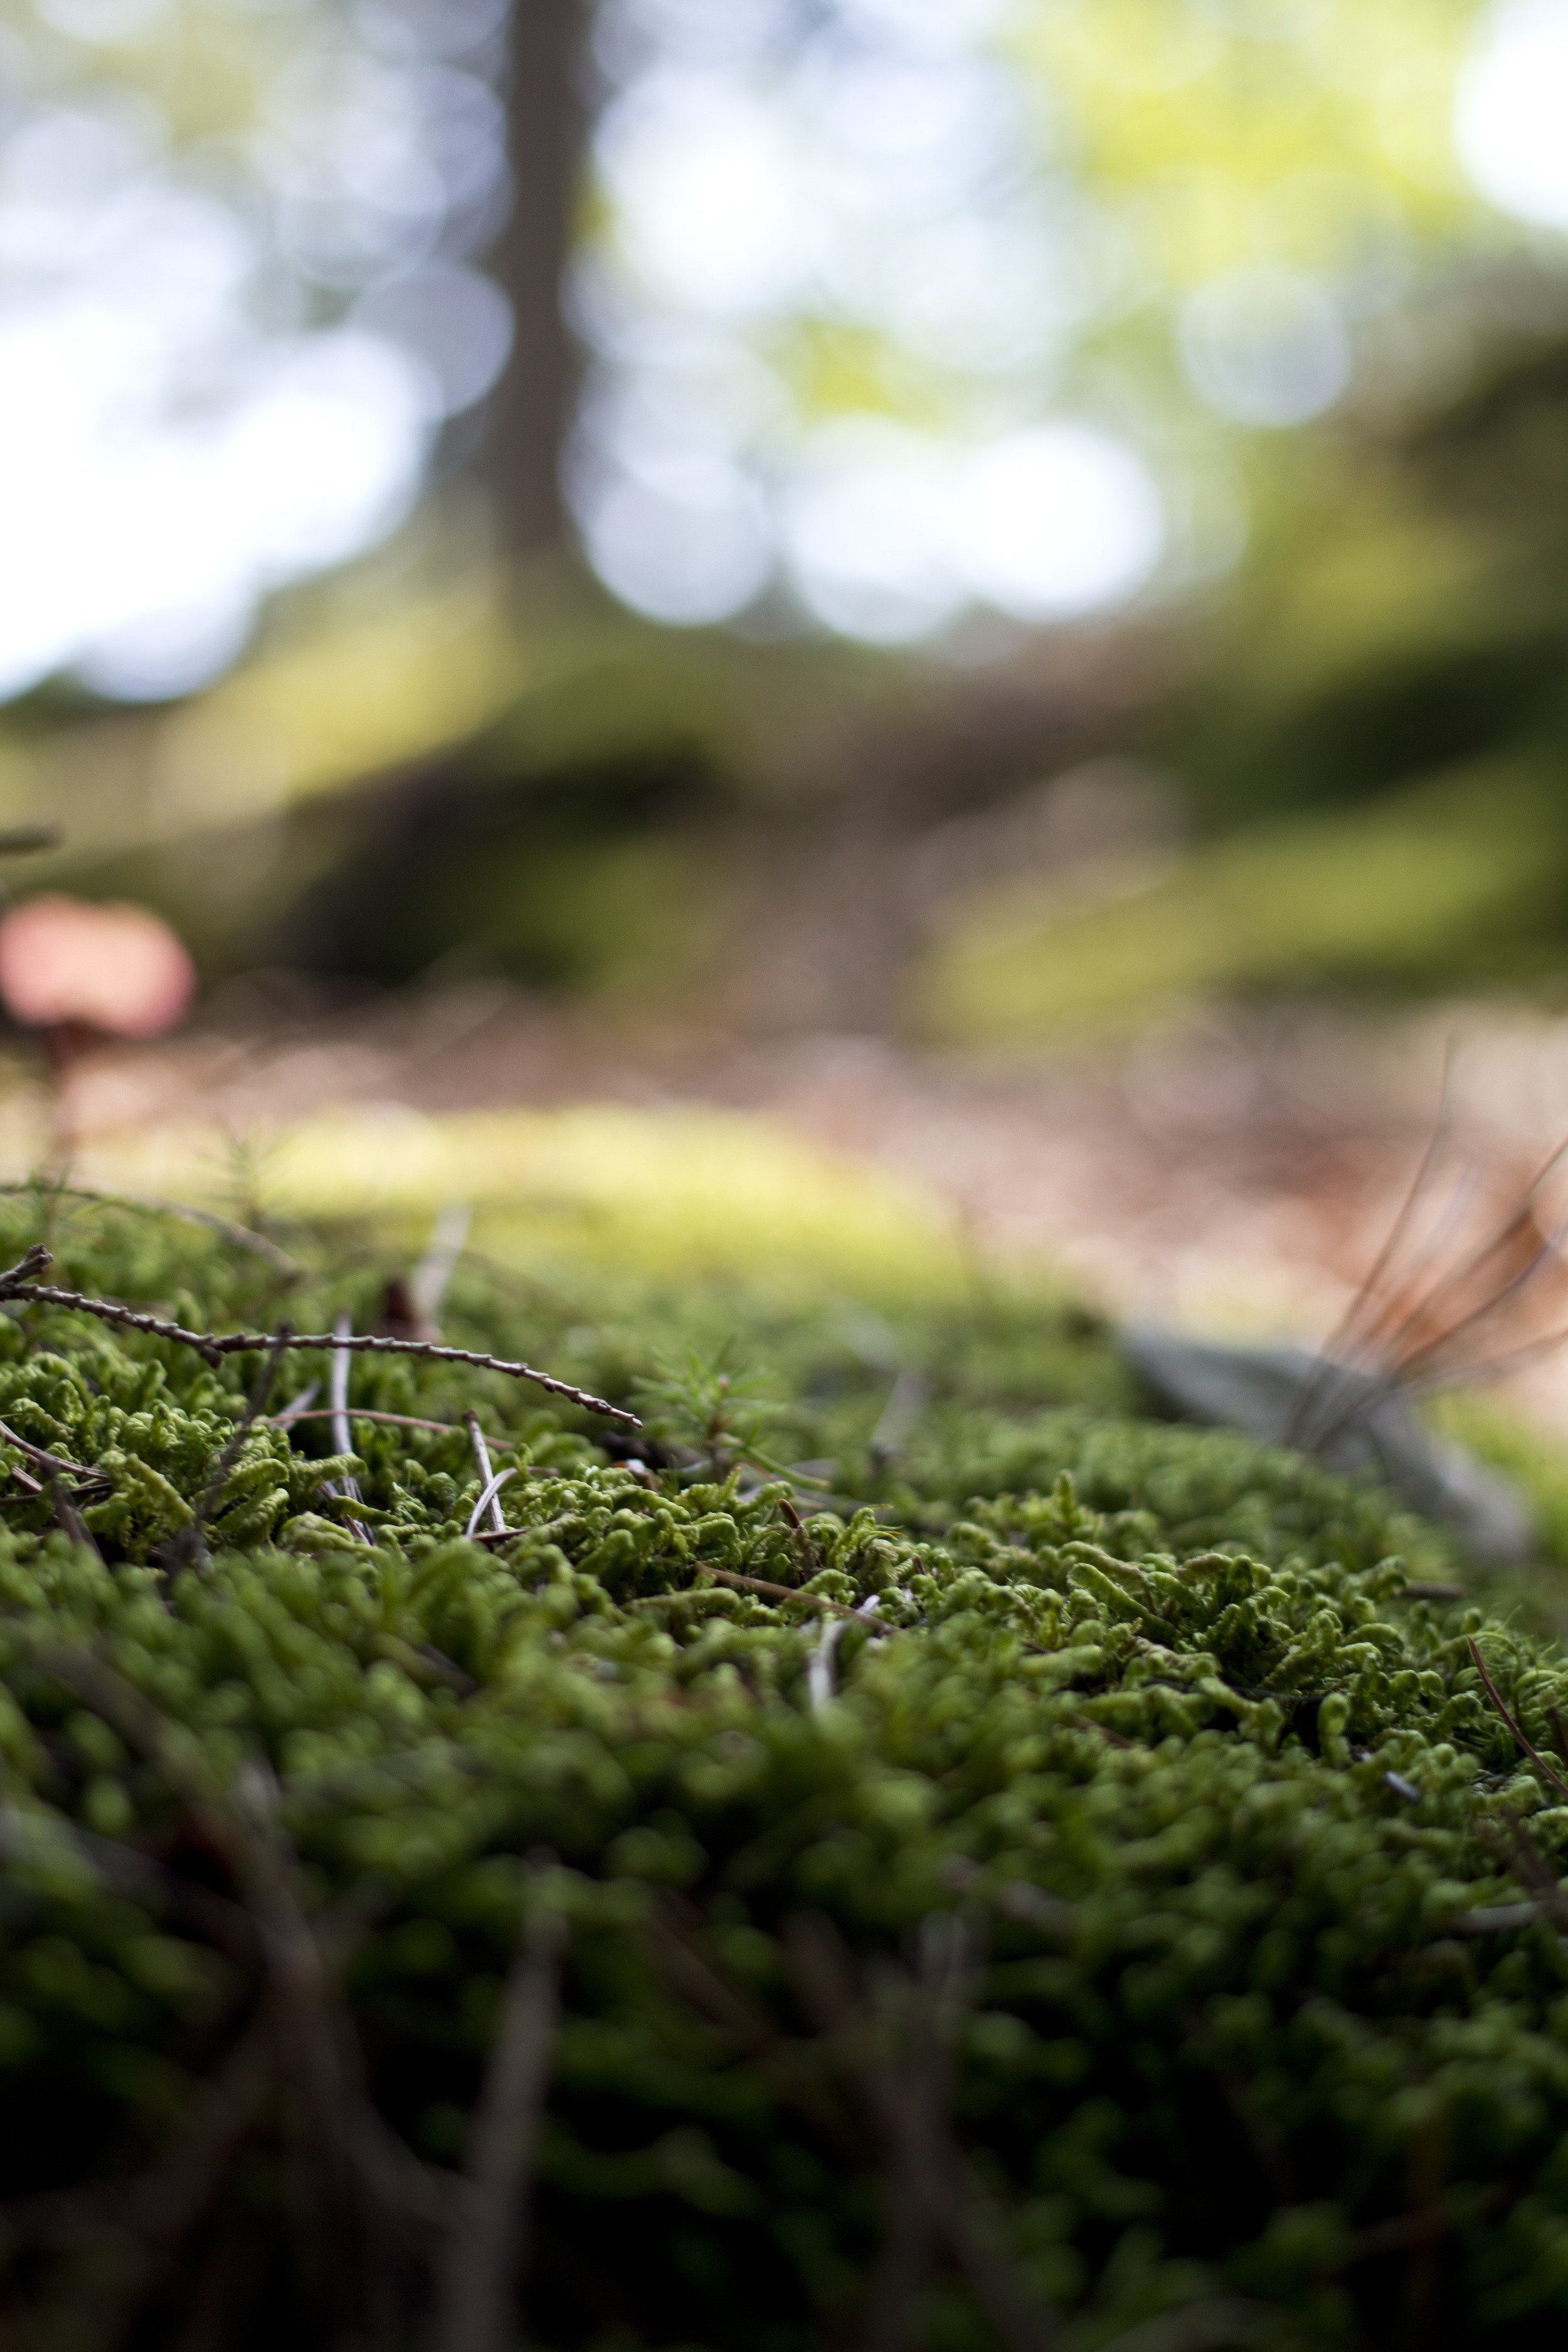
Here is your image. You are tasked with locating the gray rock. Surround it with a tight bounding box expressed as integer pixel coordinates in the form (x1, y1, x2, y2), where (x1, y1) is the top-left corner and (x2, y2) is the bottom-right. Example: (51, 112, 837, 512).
(1120, 1323, 1536, 1567)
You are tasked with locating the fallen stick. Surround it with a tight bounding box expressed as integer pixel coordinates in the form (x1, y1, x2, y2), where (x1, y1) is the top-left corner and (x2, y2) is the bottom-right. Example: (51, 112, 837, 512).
(0, 1248, 636, 1426)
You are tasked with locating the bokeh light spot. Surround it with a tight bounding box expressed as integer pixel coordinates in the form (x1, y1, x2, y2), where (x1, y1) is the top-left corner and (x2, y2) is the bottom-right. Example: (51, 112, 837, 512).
(1455, 0, 1568, 232)
(955, 426, 1166, 622)
(1179, 268, 1350, 428)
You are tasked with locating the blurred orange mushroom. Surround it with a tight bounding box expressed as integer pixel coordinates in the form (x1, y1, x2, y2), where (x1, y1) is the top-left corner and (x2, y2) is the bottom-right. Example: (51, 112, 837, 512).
(0, 894, 196, 1042)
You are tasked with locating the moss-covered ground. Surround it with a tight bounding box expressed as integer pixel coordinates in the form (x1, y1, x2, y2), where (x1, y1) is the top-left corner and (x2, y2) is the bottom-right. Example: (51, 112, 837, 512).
(2, 1183, 1568, 2348)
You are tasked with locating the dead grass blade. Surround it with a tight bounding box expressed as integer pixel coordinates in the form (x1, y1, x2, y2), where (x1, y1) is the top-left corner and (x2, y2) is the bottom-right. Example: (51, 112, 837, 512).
(1466, 1636, 1568, 1801)
(38, 2012, 275, 2352)
(267, 1406, 482, 1438)
(171, 1325, 293, 1572)
(32, 1645, 430, 2337)
(1488, 1808, 1568, 1937)
(786, 1912, 1061, 2352)
(433, 1881, 567, 2352)
(464, 1409, 510, 1538)
(0, 1412, 107, 1488)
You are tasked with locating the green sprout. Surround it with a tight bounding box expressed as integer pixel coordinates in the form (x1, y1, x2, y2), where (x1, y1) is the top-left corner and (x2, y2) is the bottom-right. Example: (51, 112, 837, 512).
(632, 1342, 794, 1478)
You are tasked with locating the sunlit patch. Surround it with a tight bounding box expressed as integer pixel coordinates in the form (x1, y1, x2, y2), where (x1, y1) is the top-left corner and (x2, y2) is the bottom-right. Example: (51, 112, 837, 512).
(0, 256, 433, 701)
(776, 420, 1165, 643)
(0, 7, 509, 705)
(1454, 0, 1568, 232)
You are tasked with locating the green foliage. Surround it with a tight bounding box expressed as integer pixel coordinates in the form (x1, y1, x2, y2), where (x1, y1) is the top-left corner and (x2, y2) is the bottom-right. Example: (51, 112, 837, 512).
(918, 761, 1562, 1044)
(632, 1344, 797, 1479)
(2, 1190, 1568, 2343)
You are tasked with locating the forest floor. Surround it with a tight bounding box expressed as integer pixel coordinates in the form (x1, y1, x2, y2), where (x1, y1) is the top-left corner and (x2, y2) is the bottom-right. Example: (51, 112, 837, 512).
(23, 975, 1568, 1433)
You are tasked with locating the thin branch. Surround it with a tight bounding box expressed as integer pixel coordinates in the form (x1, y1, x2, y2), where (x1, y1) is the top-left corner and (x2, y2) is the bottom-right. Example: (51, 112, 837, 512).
(0, 1415, 107, 1488)
(0, 1250, 636, 1424)
(270, 1406, 484, 1439)
(1488, 1808, 1568, 1938)
(50, 1471, 103, 1561)
(272, 1381, 319, 1426)
(1466, 1636, 1568, 1801)
(434, 1885, 567, 2352)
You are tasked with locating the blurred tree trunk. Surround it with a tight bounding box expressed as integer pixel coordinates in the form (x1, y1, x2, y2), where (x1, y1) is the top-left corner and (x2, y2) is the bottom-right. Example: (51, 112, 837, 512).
(487, 0, 588, 561)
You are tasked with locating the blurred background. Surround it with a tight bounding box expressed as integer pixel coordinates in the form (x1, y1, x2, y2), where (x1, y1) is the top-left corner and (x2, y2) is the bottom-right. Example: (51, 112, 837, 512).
(7, 0, 1568, 1401)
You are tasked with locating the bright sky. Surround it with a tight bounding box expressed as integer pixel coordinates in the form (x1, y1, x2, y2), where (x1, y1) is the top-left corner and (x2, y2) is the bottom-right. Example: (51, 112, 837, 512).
(573, 0, 1568, 641)
(575, 0, 1177, 639)
(0, 0, 512, 701)
(0, 0, 1563, 698)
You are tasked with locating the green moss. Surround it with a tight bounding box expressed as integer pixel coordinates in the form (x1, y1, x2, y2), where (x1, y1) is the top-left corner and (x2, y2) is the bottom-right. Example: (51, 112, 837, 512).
(1, 1187, 1567, 2344)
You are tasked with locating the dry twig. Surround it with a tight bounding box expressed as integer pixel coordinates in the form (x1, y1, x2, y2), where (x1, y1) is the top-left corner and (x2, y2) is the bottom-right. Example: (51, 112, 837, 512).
(0, 1247, 637, 1424)
(270, 1406, 487, 1439)
(0, 1413, 105, 1488)
(1466, 1636, 1568, 1801)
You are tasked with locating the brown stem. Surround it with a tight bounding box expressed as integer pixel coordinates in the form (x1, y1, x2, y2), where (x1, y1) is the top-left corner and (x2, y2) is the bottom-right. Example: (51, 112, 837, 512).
(1466, 1636, 1568, 1801)
(786, 1915, 1060, 2352)
(173, 1324, 294, 1572)
(43, 2011, 275, 2352)
(0, 1249, 635, 1424)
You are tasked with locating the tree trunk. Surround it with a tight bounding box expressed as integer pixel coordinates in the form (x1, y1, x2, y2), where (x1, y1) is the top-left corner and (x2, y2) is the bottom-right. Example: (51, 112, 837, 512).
(486, 0, 588, 561)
